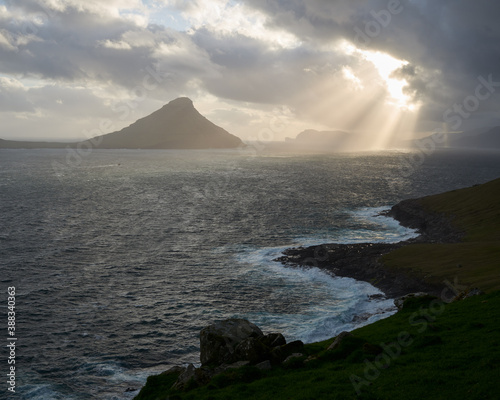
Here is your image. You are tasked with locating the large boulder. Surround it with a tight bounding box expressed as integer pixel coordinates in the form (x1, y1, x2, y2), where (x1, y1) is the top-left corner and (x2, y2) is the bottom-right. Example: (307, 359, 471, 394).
(270, 340, 305, 365)
(171, 320, 298, 391)
(233, 336, 268, 364)
(172, 361, 252, 390)
(200, 319, 264, 366)
(233, 332, 287, 365)
(172, 364, 196, 390)
(258, 332, 286, 348)
(172, 364, 215, 390)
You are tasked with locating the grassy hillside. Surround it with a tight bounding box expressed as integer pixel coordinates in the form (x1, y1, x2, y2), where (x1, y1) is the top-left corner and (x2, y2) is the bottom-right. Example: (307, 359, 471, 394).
(383, 177, 500, 292)
(134, 178, 500, 400)
(134, 293, 500, 400)
(136, 179, 500, 400)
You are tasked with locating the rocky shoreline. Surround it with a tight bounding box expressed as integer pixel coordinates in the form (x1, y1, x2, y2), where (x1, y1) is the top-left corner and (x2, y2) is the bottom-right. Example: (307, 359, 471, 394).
(133, 192, 488, 398)
(275, 197, 464, 299)
(159, 319, 307, 391)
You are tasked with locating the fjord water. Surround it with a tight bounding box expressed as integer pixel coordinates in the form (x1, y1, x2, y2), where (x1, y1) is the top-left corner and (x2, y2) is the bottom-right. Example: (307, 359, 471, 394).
(2, 149, 500, 399)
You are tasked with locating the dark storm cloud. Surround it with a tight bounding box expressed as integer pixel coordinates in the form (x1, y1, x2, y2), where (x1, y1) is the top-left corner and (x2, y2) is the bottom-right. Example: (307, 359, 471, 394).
(191, 27, 352, 103)
(0, 4, 149, 84)
(0, 0, 212, 91)
(0, 0, 356, 106)
(2, 0, 500, 140)
(242, 0, 500, 127)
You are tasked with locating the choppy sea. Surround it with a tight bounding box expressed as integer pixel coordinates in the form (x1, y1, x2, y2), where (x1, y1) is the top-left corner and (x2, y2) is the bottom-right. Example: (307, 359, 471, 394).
(1, 148, 500, 399)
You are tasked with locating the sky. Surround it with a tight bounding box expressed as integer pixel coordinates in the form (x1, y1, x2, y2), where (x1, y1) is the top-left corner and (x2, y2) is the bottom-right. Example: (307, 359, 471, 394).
(1, 0, 500, 145)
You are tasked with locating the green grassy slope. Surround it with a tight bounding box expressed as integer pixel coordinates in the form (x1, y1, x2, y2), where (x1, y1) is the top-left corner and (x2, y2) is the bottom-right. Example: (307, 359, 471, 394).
(383, 177, 500, 292)
(134, 178, 500, 400)
(135, 293, 500, 400)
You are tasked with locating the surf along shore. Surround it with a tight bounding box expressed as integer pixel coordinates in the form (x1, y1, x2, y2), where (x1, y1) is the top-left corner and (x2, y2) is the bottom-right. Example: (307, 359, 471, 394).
(134, 178, 500, 400)
(276, 177, 500, 298)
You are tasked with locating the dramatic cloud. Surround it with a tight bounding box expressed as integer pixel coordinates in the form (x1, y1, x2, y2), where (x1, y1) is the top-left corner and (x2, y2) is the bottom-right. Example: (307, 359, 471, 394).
(1, 0, 499, 142)
(243, 0, 500, 132)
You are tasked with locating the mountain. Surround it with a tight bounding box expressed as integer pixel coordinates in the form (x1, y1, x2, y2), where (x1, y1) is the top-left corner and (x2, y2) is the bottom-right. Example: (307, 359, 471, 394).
(0, 139, 67, 149)
(0, 97, 244, 149)
(87, 97, 243, 149)
(294, 129, 349, 144)
(283, 129, 351, 151)
(411, 126, 500, 150)
(452, 126, 500, 148)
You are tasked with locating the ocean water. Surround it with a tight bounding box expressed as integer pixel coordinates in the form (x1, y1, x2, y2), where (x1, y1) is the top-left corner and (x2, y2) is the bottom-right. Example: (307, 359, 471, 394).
(1, 148, 500, 399)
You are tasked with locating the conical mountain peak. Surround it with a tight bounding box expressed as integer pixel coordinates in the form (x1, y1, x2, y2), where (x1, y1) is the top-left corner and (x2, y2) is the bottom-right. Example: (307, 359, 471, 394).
(166, 97, 194, 108)
(0, 97, 244, 149)
(93, 97, 243, 149)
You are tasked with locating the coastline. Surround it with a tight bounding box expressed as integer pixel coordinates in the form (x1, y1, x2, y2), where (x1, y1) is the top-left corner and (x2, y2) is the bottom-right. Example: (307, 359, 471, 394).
(275, 197, 464, 299)
(133, 178, 500, 399)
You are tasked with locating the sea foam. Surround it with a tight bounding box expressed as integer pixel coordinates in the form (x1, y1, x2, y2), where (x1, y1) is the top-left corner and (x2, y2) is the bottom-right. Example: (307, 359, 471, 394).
(233, 206, 413, 343)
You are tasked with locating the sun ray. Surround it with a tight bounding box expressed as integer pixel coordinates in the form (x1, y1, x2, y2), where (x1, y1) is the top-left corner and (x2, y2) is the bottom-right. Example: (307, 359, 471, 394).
(296, 41, 423, 150)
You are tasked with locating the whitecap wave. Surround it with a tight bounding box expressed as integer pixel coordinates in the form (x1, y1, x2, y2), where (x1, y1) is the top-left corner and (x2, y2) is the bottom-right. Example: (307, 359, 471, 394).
(234, 246, 396, 344)
(293, 206, 418, 246)
(350, 206, 419, 243)
(232, 206, 413, 343)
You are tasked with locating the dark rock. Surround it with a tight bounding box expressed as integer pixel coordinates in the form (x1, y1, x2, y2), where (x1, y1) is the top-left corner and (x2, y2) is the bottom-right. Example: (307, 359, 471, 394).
(327, 331, 353, 351)
(270, 340, 304, 364)
(351, 313, 372, 323)
(193, 367, 215, 387)
(453, 288, 485, 302)
(160, 366, 186, 376)
(173, 361, 254, 391)
(275, 242, 443, 299)
(223, 360, 250, 370)
(173, 364, 219, 390)
(172, 364, 196, 390)
(281, 340, 305, 355)
(394, 292, 429, 311)
(200, 319, 263, 366)
(368, 294, 386, 300)
(274, 195, 465, 299)
(172, 320, 295, 391)
(387, 199, 464, 243)
(259, 333, 286, 348)
(232, 333, 287, 365)
(466, 288, 485, 297)
(255, 360, 272, 370)
(304, 355, 319, 364)
(283, 353, 304, 364)
(234, 336, 269, 364)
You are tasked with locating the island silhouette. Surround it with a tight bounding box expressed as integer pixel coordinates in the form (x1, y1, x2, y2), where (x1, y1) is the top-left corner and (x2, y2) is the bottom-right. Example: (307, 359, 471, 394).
(0, 97, 244, 150)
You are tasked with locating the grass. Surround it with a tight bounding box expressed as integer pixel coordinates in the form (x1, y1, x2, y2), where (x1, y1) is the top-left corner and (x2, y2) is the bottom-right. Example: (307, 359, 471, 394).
(134, 293, 500, 400)
(382, 177, 500, 292)
(134, 178, 500, 400)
